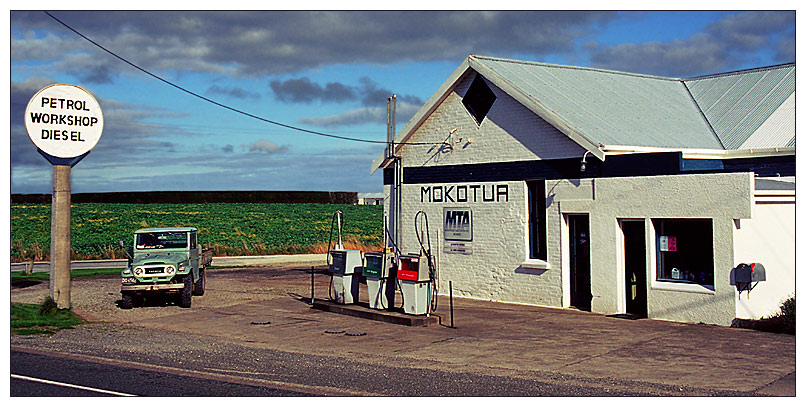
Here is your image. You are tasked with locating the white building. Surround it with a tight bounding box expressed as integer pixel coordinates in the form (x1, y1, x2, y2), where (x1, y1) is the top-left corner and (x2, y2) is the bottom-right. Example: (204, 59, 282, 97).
(357, 193, 384, 205)
(372, 56, 794, 326)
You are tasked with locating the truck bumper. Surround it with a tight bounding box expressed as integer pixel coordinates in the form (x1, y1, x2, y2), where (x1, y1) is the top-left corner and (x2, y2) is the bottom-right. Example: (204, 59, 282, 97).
(121, 283, 184, 293)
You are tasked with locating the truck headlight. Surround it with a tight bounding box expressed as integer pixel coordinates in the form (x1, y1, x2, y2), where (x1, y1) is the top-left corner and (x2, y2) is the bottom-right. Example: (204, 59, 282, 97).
(165, 265, 175, 274)
(134, 267, 144, 276)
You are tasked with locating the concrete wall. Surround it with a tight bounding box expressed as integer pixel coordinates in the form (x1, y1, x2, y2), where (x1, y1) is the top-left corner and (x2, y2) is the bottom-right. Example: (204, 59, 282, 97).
(552, 172, 753, 326)
(549, 178, 794, 323)
(389, 172, 754, 326)
(733, 199, 795, 319)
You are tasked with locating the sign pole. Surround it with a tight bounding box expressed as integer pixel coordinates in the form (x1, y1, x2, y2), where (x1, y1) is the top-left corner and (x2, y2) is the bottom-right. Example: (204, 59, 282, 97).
(50, 165, 72, 308)
(25, 83, 104, 310)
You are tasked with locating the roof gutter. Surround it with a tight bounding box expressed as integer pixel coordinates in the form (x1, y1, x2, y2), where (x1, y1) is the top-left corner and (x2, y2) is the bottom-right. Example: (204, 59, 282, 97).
(601, 145, 796, 159)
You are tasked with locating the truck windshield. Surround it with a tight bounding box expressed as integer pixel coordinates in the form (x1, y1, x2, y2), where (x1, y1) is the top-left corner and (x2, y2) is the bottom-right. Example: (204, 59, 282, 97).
(136, 231, 188, 249)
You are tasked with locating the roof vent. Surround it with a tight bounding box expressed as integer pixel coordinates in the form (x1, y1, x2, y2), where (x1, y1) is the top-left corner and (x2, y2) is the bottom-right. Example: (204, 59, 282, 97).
(462, 74, 496, 125)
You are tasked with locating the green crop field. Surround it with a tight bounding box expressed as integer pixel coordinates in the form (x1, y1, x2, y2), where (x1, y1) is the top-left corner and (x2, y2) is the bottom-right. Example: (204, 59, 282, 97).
(10, 203, 384, 262)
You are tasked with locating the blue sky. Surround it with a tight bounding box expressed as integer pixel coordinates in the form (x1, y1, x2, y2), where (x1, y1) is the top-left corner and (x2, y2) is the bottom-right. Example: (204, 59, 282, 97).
(8, 10, 796, 194)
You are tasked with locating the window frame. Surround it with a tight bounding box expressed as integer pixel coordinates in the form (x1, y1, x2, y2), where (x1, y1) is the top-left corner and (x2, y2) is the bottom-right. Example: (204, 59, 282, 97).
(135, 231, 189, 250)
(650, 218, 715, 293)
(526, 180, 548, 262)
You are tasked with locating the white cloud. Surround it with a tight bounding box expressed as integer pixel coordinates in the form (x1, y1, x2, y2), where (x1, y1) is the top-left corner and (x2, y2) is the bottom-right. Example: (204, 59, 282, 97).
(11, 11, 618, 78)
(248, 140, 289, 154)
(299, 102, 420, 128)
(589, 11, 794, 77)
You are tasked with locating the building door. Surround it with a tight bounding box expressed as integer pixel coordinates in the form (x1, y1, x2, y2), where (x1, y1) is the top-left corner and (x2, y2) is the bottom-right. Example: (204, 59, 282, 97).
(568, 214, 591, 311)
(622, 220, 647, 316)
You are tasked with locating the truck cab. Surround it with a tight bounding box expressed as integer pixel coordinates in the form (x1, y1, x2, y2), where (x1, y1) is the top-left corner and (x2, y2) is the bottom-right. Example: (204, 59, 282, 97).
(120, 227, 212, 309)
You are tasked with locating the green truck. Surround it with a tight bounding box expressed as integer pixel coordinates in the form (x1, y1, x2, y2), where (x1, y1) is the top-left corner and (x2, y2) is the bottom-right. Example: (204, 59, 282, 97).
(119, 227, 213, 309)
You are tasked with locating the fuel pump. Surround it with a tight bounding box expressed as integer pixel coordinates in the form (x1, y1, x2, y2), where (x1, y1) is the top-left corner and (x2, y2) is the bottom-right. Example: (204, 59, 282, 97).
(363, 217, 398, 309)
(397, 211, 438, 315)
(327, 210, 361, 304)
(363, 251, 395, 309)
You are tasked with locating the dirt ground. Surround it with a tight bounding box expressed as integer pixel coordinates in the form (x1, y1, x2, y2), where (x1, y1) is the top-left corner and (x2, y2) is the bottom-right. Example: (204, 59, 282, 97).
(10, 266, 326, 323)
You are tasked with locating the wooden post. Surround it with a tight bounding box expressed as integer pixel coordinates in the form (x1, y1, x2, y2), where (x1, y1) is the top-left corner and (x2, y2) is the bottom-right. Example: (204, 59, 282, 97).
(50, 165, 72, 309)
(450, 280, 455, 329)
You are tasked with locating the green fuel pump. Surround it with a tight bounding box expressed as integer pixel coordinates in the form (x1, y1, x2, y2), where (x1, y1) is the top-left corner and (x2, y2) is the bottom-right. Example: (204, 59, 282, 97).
(364, 251, 396, 309)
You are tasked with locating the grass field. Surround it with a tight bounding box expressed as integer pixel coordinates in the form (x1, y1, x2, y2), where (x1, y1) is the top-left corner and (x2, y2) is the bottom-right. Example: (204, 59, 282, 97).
(11, 268, 123, 281)
(11, 300, 85, 335)
(10, 203, 384, 262)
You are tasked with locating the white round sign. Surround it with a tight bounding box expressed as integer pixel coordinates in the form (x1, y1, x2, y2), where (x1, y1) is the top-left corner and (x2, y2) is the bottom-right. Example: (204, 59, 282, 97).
(24, 84, 104, 159)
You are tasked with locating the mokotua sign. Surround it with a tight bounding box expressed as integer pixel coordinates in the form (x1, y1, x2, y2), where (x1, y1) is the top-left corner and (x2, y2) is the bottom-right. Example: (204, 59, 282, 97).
(25, 84, 104, 159)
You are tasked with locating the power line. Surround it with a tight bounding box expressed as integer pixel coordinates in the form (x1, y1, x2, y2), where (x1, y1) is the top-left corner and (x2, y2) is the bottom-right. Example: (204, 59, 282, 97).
(43, 11, 440, 147)
(118, 120, 383, 138)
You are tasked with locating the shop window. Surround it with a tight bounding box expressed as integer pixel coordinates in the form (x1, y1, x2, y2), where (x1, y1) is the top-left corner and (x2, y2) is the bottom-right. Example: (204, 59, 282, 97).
(462, 74, 496, 125)
(653, 219, 714, 287)
(527, 180, 547, 261)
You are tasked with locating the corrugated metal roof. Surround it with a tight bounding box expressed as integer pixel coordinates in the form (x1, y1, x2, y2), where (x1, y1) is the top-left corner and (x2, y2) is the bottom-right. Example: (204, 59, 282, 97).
(755, 177, 795, 191)
(470, 56, 723, 149)
(372, 55, 795, 172)
(683, 64, 795, 149)
(739, 92, 796, 149)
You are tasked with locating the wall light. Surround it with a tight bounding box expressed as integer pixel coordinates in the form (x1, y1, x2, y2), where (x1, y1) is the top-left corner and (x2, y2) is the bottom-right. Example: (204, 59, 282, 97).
(580, 151, 591, 172)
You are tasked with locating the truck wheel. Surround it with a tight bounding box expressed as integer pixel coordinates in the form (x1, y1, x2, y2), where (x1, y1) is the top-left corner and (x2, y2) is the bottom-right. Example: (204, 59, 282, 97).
(121, 293, 134, 309)
(180, 274, 192, 308)
(193, 267, 206, 296)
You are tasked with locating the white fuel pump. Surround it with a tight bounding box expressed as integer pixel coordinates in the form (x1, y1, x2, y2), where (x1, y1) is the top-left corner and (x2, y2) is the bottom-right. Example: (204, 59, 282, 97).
(397, 211, 438, 315)
(327, 210, 361, 304)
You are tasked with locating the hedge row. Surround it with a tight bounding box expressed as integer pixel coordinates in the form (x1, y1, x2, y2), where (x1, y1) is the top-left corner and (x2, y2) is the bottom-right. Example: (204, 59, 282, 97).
(11, 190, 358, 205)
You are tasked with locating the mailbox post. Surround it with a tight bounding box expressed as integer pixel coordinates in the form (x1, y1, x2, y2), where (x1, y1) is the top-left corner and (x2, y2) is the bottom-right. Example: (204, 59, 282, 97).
(734, 263, 766, 296)
(24, 84, 104, 309)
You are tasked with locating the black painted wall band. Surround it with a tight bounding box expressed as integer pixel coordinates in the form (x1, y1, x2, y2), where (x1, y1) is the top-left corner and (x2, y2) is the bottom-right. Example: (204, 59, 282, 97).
(382, 152, 794, 185)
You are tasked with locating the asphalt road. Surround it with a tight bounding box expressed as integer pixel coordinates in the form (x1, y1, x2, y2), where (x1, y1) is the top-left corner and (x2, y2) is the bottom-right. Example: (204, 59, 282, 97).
(10, 349, 312, 397)
(12, 331, 747, 397)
